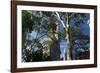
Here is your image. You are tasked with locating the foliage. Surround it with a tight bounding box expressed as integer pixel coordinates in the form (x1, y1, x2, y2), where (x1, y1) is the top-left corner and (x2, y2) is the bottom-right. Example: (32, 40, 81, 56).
(22, 10, 90, 62)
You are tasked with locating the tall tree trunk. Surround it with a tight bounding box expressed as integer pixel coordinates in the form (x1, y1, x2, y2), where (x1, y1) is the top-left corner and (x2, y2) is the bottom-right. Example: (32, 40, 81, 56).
(65, 13, 73, 60)
(44, 26, 60, 61)
(50, 39, 60, 60)
(55, 12, 73, 60)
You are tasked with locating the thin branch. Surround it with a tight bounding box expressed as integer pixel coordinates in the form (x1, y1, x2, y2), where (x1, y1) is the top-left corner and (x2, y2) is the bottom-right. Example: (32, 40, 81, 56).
(38, 30, 50, 39)
(69, 13, 75, 19)
(55, 12, 66, 28)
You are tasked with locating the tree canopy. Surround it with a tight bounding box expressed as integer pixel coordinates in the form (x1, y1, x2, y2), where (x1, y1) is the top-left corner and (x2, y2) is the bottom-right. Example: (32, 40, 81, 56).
(22, 10, 90, 62)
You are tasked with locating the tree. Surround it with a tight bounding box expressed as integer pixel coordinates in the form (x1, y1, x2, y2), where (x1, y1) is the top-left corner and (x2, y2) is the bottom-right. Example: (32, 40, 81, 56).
(22, 10, 90, 62)
(55, 12, 90, 60)
(22, 11, 61, 61)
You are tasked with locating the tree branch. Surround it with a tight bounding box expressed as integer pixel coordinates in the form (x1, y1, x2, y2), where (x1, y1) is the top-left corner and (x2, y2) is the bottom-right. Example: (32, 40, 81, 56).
(55, 12, 66, 28)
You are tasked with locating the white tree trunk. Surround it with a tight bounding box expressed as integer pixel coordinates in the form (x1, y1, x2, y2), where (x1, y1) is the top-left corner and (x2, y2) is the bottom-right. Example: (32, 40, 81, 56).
(55, 12, 71, 60)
